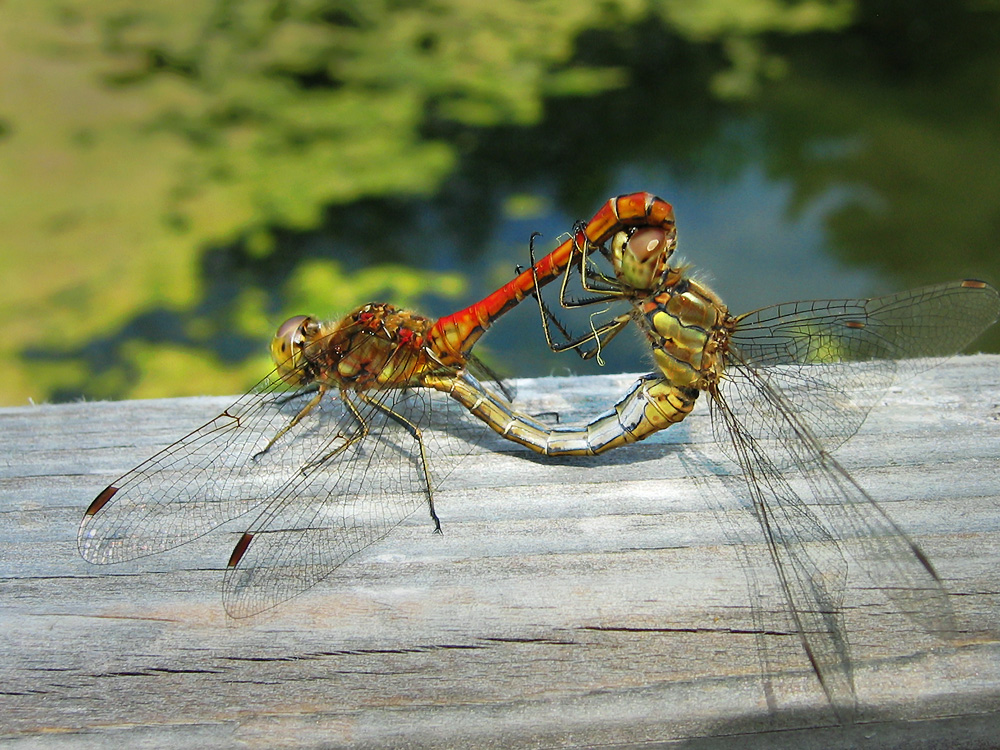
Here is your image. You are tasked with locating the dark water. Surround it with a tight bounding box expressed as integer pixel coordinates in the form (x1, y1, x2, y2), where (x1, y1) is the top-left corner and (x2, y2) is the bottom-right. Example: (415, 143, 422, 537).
(31, 1, 1000, 399)
(211, 6, 1000, 382)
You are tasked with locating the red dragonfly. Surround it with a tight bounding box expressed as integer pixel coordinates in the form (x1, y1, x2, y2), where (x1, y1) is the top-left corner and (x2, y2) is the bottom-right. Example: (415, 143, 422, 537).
(440, 192, 1000, 718)
(78, 195, 674, 619)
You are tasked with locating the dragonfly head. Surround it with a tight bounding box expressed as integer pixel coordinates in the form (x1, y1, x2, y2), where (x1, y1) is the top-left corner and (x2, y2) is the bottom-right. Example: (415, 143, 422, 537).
(610, 226, 676, 292)
(271, 315, 315, 384)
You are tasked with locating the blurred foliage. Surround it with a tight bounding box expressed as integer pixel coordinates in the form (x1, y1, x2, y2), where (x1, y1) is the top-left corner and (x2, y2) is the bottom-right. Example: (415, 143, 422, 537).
(0, 0, 853, 402)
(2, 0, 999, 404)
(759, 0, 1000, 287)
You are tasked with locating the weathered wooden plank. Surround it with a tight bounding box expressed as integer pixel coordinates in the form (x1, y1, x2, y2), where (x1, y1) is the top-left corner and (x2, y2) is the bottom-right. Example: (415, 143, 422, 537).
(1, 356, 999, 748)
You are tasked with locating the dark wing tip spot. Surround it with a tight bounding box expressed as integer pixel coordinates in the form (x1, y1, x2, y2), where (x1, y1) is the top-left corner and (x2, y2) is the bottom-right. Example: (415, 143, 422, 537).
(228, 533, 254, 568)
(85, 485, 119, 516)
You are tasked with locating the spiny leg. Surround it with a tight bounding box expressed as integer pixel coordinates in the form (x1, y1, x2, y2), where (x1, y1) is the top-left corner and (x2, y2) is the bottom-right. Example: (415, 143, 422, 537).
(535, 278, 634, 357)
(529, 229, 620, 307)
(527, 231, 626, 356)
(299, 390, 371, 473)
(253, 385, 328, 460)
(273, 383, 320, 406)
(544, 309, 633, 358)
(561, 221, 628, 301)
(287, 331, 424, 475)
(358, 390, 441, 533)
(572, 313, 634, 360)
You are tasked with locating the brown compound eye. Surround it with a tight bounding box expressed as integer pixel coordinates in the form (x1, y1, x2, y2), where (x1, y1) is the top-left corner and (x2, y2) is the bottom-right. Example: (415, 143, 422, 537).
(612, 226, 671, 291)
(275, 315, 309, 345)
(627, 227, 668, 261)
(270, 315, 313, 383)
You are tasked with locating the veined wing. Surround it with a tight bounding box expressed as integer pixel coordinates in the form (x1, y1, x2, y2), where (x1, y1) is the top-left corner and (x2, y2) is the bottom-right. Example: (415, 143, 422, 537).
(728, 280, 1000, 452)
(716, 349, 957, 639)
(221, 384, 483, 619)
(677, 445, 837, 715)
(709, 379, 855, 720)
(78, 371, 362, 564)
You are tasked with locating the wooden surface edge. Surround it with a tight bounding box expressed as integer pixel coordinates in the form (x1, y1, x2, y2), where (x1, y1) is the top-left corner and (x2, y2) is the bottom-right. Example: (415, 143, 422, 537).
(1, 355, 999, 748)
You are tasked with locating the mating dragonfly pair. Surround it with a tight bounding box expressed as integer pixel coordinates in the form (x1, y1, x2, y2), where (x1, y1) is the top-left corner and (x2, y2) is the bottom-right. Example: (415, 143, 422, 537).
(80, 193, 1000, 717)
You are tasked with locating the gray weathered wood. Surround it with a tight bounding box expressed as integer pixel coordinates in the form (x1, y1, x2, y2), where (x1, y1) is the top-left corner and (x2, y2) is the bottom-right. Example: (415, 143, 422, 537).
(2, 356, 999, 748)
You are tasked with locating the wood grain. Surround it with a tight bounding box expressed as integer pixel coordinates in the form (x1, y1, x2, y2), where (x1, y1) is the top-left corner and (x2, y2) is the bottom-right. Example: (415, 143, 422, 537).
(2, 356, 999, 748)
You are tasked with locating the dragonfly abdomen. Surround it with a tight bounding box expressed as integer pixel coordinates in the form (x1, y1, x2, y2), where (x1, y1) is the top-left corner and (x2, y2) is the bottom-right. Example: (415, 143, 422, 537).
(430, 372, 698, 456)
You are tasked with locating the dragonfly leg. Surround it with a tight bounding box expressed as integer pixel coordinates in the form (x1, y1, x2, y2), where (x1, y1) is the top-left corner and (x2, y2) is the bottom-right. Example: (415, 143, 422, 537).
(532, 268, 630, 357)
(526, 230, 636, 358)
(566, 224, 626, 299)
(253, 385, 328, 460)
(298, 390, 371, 473)
(357, 391, 442, 533)
(567, 314, 633, 359)
(273, 383, 320, 406)
(527, 230, 620, 309)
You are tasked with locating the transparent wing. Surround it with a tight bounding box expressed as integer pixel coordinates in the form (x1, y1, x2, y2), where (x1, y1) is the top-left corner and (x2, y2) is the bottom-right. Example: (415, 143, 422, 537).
(222, 386, 486, 619)
(728, 280, 1000, 453)
(714, 351, 958, 638)
(677, 445, 837, 716)
(78, 371, 353, 564)
(709, 381, 856, 719)
(80, 314, 507, 617)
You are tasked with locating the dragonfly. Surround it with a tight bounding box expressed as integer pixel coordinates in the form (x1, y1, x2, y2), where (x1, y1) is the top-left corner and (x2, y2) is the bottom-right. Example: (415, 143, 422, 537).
(440, 192, 1000, 718)
(78, 195, 675, 619)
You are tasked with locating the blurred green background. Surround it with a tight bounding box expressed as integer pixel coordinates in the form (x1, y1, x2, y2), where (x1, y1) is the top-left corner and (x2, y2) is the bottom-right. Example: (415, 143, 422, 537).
(2, 0, 998, 405)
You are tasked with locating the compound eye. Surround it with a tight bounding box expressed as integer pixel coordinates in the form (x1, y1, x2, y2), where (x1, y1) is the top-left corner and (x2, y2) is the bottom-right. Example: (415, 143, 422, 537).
(270, 315, 312, 383)
(275, 315, 309, 345)
(613, 227, 671, 291)
(627, 227, 668, 262)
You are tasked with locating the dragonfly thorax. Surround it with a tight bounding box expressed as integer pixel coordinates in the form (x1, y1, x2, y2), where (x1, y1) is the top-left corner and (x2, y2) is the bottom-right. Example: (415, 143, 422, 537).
(277, 303, 443, 392)
(640, 278, 731, 392)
